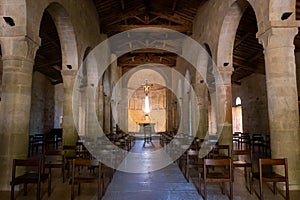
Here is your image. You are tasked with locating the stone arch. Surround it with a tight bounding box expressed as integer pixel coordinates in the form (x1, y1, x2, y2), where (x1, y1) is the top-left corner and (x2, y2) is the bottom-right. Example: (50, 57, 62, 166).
(127, 68, 167, 132)
(44, 2, 78, 71)
(269, 0, 296, 21)
(81, 47, 93, 87)
(204, 43, 217, 135)
(217, 0, 250, 69)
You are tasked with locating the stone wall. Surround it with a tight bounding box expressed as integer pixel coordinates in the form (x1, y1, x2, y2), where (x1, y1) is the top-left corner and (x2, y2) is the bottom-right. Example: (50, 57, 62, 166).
(29, 71, 55, 135)
(232, 73, 269, 135)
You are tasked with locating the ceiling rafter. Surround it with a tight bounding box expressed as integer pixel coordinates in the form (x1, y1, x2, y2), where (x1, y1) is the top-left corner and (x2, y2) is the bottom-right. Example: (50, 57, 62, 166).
(104, 24, 191, 33)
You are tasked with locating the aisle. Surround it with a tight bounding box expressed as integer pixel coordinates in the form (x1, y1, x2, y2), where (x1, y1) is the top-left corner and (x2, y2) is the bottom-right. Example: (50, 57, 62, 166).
(103, 140, 201, 200)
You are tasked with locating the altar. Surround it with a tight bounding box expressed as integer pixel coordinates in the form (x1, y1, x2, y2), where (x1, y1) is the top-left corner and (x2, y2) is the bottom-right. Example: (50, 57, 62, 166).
(139, 123, 155, 143)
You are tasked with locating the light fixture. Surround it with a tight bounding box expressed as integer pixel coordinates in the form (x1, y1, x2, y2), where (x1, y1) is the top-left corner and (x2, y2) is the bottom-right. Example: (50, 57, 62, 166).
(142, 80, 153, 120)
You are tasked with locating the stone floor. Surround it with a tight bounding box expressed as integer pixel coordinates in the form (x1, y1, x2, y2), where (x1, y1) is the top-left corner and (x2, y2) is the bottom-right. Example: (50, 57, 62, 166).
(1, 139, 299, 199)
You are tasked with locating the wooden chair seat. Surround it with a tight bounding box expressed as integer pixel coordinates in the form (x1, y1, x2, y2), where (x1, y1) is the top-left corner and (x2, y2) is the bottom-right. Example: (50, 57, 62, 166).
(206, 172, 230, 180)
(232, 160, 251, 167)
(253, 172, 286, 181)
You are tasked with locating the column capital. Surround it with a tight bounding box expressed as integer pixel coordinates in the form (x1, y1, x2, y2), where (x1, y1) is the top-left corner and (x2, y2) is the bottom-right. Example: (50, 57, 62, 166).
(61, 69, 77, 88)
(215, 68, 233, 85)
(0, 36, 40, 62)
(257, 27, 298, 50)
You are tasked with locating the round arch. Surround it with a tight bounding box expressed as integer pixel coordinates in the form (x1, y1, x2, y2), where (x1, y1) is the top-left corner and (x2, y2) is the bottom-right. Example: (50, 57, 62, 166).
(42, 2, 78, 71)
(217, 0, 250, 68)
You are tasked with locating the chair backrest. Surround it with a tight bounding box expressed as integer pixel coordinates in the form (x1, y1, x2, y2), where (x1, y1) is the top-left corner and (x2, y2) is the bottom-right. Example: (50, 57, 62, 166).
(232, 149, 251, 157)
(44, 150, 65, 162)
(12, 159, 42, 179)
(63, 145, 77, 157)
(213, 145, 230, 157)
(259, 158, 288, 177)
(204, 158, 232, 180)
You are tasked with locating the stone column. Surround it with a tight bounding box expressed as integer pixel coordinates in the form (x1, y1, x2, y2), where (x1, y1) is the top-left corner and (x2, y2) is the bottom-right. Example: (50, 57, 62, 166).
(0, 36, 39, 190)
(258, 27, 300, 189)
(209, 91, 217, 135)
(110, 54, 118, 133)
(61, 70, 78, 146)
(193, 82, 208, 139)
(215, 69, 233, 149)
(97, 85, 104, 128)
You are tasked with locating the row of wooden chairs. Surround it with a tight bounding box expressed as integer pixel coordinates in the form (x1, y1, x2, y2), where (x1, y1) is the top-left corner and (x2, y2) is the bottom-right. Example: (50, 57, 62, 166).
(180, 144, 289, 200)
(10, 150, 114, 200)
(233, 132, 271, 155)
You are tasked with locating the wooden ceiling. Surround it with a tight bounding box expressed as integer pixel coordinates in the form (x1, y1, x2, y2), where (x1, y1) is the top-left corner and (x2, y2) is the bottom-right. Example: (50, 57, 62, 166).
(34, 10, 62, 84)
(31, 1, 300, 85)
(232, 6, 265, 84)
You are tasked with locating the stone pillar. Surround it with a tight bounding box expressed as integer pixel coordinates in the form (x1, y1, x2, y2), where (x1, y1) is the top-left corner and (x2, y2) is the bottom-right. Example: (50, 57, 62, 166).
(97, 85, 104, 128)
(209, 91, 217, 135)
(193, 82, 208, 139)
(61, 70, 78, 146)
(0, 36, 39, 190)
(110, 54, 118, 133)
(258, 27, 300, 189)
(215, 69, 233, 149)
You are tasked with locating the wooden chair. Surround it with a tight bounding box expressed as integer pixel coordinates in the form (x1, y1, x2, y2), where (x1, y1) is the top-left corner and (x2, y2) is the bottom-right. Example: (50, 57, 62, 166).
(239, 132, 251, 150)
(43, 150, 65, 183)
(71, 158, 101, 200)
(252, 134, 264, 153)
(63, 145, 78, 178)
(200, 158, 233, 200)
(10, 159, 51, 200)
(232, 149, 252, 193)
(253, 158, 289, 200)
(185, 149, 201, 182)
(212, 145, 230, 158)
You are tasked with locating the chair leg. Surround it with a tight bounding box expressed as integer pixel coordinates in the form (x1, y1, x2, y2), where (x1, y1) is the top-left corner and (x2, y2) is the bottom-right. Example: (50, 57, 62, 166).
(37, 182, 41, 200)
(186, 168, 189, 182)
(10, 184, 14, 200)
(78, 183, 81, 195)
(221, 182, 225, 194)
(286, 181, 289, 200)
(71, 180, 74, 200)
(24, 183, 28, 195)
(230, 182, 233, 200)
(259, 179, 263, 200)
(249, 172, 252, 194)
(62, 167, 65, 183)
(204, 182, 207, 200)
(273, 182, 277, 194)
(48, 173, 51, 196)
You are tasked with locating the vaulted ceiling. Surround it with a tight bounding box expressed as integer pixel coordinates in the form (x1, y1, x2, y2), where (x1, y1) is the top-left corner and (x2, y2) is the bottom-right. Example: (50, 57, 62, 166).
(32, 0, 300, 85)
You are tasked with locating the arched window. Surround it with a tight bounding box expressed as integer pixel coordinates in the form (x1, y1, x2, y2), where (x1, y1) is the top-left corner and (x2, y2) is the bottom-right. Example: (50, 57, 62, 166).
(232, 97, 243, 133)
(236, 97, 241, 106)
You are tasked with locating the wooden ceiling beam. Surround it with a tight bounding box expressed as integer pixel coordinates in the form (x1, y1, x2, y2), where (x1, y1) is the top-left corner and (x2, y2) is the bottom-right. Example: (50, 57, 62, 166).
(102, 7, 146, 26)
(120, 0, 125, 10)
(172, 0, 178, 13)
(149, 11, 192, 26)
(104, 24, 191, 33)
(234, 32, 252, 49)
